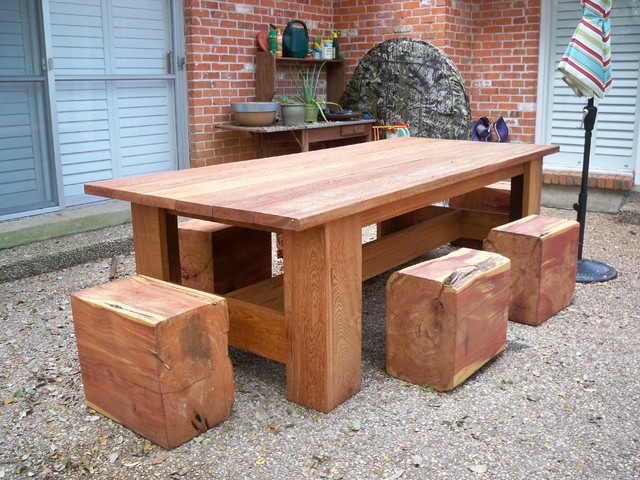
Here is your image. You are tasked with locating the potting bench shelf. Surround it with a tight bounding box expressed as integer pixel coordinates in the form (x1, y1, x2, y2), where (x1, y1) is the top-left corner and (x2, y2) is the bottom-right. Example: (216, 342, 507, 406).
(255, 51, 345, 104)
(214, 119, 375, 153)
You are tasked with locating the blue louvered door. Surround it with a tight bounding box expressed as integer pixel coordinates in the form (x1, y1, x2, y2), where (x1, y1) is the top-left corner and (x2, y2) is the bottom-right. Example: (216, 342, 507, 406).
(0, 0, 57, 217)
(0, 0, 184, 219)
(50, 0, 179, 206)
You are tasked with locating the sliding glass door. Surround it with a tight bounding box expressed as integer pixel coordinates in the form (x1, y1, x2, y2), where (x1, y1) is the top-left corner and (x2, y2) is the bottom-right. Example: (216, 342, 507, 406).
(0, 0, 186, 219)
(51, 0, 180, 205)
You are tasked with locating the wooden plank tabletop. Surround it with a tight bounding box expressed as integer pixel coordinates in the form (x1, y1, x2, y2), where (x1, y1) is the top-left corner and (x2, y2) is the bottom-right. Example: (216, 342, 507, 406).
(85, 138, 558, 231)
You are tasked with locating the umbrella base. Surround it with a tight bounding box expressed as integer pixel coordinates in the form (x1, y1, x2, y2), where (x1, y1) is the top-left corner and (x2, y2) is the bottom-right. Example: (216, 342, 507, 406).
(576, 259, 618, 283)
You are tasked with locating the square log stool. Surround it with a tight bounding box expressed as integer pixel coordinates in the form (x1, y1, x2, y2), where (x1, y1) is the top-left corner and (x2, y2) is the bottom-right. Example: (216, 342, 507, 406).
(484, 214, 579, 326)
(448, 182, 511, 250)
(449, 181, 511, 214)
(386, 248, 511, 391)
(178, 219, 272, 294)
(71, 275, 235, 449)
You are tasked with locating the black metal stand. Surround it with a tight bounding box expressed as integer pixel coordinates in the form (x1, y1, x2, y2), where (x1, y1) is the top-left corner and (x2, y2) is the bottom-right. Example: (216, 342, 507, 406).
(576, 258, 618, 283)
(573, 97, 617, 283)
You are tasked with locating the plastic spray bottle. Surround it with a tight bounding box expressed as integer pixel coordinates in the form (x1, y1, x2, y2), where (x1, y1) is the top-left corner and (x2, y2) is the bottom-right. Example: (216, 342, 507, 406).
(276, 28, 283, 57)
(269, 27, 277, 55)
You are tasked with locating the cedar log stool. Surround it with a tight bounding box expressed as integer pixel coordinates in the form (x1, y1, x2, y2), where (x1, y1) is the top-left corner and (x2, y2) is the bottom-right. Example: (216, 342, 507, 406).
(448, 181, 511, 214)
(178, 219, 272, 294)
(448, 182, 511, 249)
(71, 275, 235, 449)
(483, 215, 579, 326)
(386, 248, 510, 391)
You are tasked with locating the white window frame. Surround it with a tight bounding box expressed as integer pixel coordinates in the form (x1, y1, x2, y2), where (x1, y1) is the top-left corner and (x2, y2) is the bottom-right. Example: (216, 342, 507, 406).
(536, 0, 639, 186)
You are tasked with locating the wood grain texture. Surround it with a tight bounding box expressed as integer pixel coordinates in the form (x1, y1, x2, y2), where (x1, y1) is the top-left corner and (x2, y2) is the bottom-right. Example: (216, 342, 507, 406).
(360, 163, 524, 228)
(460, 210, 510, 241)
(283, 216, 363, 412)
(448, 185, 511, 250)
(226, 274, 285, 311)
(521, 157, 543, 216)
(71, 276, 234, 449)
(364, 208, 463, 280)
(484, 215, 579, 326)
(201, 275, 287, 363)
(377, 205, 453, 236)
(225, 297, 286, 364)
(449, 182, 511, 214)
(178, 219, 272, 294)
(255, 51, 276, 102)
(85, 139, 558, 232)
(84, 138, 558, 413)
(386, 248, 510, 391)
(131, 204, 180, 283)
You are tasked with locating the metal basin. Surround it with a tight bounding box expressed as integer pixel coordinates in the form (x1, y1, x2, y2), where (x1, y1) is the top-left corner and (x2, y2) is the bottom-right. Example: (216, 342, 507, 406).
(231, 102, 279, 127)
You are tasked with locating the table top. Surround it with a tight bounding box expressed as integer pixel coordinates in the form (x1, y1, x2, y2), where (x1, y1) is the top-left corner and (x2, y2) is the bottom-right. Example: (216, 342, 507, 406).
(85, 138, 558, 231)
(214, 119, 376, 133)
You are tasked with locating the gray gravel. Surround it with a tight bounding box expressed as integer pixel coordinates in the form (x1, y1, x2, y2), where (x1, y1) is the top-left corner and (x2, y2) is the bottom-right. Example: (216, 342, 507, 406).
(1, 207, 639, 479)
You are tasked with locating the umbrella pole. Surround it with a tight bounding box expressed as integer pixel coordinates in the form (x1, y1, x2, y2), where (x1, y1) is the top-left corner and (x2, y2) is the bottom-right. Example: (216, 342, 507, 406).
(573, 97, 617, 283)
(575, 98, 596, 260)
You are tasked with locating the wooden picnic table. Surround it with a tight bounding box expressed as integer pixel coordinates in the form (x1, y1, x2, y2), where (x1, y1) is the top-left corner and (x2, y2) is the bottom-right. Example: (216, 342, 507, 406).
(85, 137, 558, 412)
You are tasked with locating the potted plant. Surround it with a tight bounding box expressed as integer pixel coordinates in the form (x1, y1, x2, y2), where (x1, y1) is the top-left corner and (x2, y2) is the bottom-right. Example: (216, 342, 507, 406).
(291, 63, 340, 122)
(278, 95, 306, 126)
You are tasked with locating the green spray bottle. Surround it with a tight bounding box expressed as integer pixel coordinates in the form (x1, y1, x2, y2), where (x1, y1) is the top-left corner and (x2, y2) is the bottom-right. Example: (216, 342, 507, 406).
(269, 24, 277, 56)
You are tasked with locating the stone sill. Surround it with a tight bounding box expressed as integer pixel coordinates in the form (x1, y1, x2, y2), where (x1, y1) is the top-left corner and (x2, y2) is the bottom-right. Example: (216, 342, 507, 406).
(543, 170, 633, 191)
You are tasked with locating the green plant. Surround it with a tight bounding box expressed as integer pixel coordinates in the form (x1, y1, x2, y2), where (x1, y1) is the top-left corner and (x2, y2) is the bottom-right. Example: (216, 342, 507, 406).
(276, 95, 299, 104)
(290, 63, 341, 122)
(291, 63, 325, 104)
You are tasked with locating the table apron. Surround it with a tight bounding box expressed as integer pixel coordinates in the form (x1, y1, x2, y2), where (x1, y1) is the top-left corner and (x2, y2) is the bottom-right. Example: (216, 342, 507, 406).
(360, 162, 529, 227)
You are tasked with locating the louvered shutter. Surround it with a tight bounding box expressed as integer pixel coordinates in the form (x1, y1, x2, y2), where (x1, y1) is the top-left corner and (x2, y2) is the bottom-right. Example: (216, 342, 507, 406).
(547, 0, 639, 172)
(50, 0, 176, 202)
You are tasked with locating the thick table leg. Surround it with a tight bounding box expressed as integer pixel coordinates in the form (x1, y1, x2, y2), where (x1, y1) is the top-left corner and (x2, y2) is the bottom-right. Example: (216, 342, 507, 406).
(130, 203, 180, 283)
(510, 157, 542, 220)
(283, 216, 362, 412)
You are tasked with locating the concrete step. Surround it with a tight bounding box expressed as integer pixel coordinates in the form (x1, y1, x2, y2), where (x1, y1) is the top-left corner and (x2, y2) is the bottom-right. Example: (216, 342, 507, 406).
(0, 202, 133, 283)
(0, 201, 131, 250)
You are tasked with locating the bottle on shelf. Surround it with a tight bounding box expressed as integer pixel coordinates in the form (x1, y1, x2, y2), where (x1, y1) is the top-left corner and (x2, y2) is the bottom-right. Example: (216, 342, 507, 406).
(269, 27, 277, 56)
(322, 38, 333, 59)
(276, 28, 283, 57)
(312, 37, 322, 59)
(332, 31, 339, 60)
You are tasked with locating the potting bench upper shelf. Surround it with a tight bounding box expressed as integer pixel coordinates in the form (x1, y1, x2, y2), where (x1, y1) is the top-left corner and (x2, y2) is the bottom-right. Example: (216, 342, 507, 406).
(255, 51, 345, 104)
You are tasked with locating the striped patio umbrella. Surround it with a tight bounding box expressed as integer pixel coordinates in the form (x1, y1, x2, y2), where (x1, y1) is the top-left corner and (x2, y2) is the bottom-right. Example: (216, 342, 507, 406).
(557, 0, 612, 99)
(556, 0, 616, 283)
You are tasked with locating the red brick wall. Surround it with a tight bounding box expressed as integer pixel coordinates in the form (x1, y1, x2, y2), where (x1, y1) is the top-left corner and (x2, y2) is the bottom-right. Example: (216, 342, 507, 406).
(185, 0, 542, 166)
(333, 0, 473, 79)
(334, 0, 541, 143)
(184, 0, 334, 166)
(468, 1, 542, 143)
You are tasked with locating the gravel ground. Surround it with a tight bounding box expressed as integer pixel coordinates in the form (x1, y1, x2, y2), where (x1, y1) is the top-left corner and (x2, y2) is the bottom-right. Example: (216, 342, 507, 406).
(0, 207, 638, 479)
